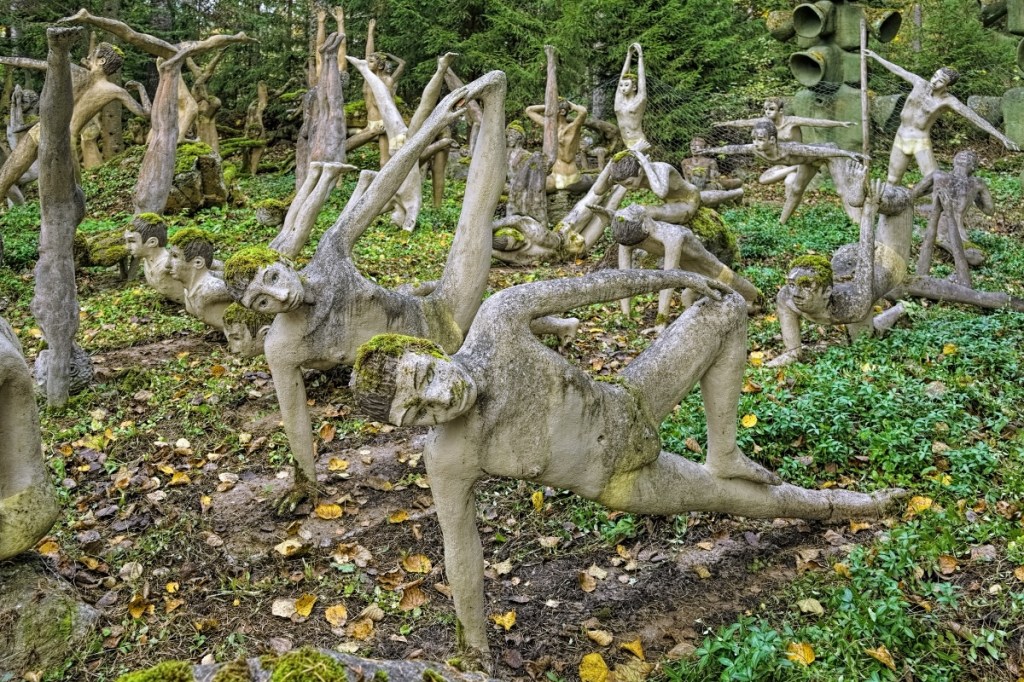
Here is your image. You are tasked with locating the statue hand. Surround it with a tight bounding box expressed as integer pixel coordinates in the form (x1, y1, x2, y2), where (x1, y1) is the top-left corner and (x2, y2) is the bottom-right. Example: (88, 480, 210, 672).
(632, 42, 643, 54)
(862, 47, 877, 58)
(866, 178, 886, 205)
(630, 139, 652, 154)
(679, 273, 731, 302)
(841, 121, 854, 128)
(58, 8, 91, 24)
(1006, 138, 1021, 152)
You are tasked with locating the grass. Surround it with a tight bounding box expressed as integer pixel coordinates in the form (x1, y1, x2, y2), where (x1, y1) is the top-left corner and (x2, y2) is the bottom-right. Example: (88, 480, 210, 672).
(0, 146, 1022, 681)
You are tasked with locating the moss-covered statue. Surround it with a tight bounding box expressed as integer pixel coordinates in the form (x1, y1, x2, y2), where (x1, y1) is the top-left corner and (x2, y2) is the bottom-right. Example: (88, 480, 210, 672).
(351, 270, 903, 671)
(863, 51, 1020, 184)
(123, 214, 185, 304)
(223, 71, 506, 514)
(912, 149, 993, 287)
(614, 42, 647, 150)
(221, 303, 272, 358)
(702, 120, 868, 224)
(771, 174, 1024, 367)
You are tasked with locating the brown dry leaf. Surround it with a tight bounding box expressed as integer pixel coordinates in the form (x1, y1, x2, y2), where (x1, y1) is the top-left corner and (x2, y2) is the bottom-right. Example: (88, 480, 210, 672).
(274, 538, 305, 557)
(492, 559, 514, 576)
(539, 536, 560, 549)
(613, 657, 654, 682)
(387, 509, 410, 524)
(834, 563, 852, 578)
(399, 585, 430, 611)
(938, 555, 959, 575)
(905, 496, 933, 518)
(327, 457, 349, 472)
(786, 641, 815, 666)
(294, 593, 317, 618)
(684, 437, 703, 454)
(401, 554, 433, 574)
(586, 629, 614, 646)
(319, 422, 336, 442)
(531, 489, 544, 512)
(579, 652, 610, 682)
(616, 545, 631, 560)
(359, 604, 385, 622)
(347, 617, 375, 641)
(1014, 566, 1024, 582)
(210, 364, 227, 377)
(490, 610, 516, 630)
(696, 541, 714, 551)
(587, 564, 608, 580)
(128, 594, 149, 620)
(36, 539, 60, 555)
(325, 603, 348, 627)
(865, 644, 896, 670)
(620, 639, 645, 660)
(169, 472, 191, 486)
(377, 568, 405, 590)
(332, 542, 373, 567)
(849, 521, 871, 533)
(693, 565, 711, 579)
(314, 503, 343, 520)
(741, 379, 762, 394)
(578, 571, 597, 593)
(164, 597, 184, 613)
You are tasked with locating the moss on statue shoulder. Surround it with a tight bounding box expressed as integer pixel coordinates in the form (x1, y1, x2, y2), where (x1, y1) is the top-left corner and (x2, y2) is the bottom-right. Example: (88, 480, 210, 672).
(690, 208, 738, 264)
(357, 334, 446, 363)
(262, 647, 348, 681)
(116, 660, 193, 682)
(788, 254, 833, 289)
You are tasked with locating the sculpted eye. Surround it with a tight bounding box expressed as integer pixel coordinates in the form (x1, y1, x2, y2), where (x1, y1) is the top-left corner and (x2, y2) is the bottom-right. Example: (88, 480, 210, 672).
(269, 271, 279, 284)
(258, 297, 269, 309)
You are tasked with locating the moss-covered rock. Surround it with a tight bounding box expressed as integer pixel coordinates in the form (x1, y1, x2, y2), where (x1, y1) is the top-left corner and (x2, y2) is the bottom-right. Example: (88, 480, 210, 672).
(175, 141, 214, 175)
(210, 657, 254, 682)
(264, 647, 348, 681)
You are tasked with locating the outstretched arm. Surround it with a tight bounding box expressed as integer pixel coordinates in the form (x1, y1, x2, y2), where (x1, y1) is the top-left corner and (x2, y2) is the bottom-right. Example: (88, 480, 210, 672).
(703, 143, 754, 156)
(0, 56, 48, 71)
(61, 8, 177, 58)
(863, 48, 921, 85)
(619, 44, 634, 81)
(948, 98, 1021, 151)
(408, 52, 458, 136)
(712, 117, 760, 129)
(634, 43, 646, 99)
(911, 172, 935, 200)
(524, 104, 546, 127)
(786, 116, 853, 129)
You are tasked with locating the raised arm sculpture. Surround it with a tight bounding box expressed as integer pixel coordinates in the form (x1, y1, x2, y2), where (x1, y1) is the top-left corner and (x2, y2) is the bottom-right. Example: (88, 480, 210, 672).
(864, 50, 1020, 184)
(714, 97, 852, 144)
(187, 50, 227, 153)
(526, 97, 588, 191)
(350, 270, 902, 670)
(223, 71, 506, 513)
(60, 8, 256, 214)
(615, 42, 647, 150)
(363, 18, 405, 167)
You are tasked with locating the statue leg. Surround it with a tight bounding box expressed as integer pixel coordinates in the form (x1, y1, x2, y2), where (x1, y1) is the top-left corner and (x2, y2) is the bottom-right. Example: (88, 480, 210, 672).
(886, 146, 910, 185)
(0, 135, 39, 208)
(779, 164, 816, 224)
(916, 206, 942, 277)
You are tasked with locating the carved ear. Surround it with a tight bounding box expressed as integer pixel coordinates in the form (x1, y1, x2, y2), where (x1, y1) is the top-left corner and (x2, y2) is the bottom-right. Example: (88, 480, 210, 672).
(191, 256, 206, 271)
(256, 325, 271, 343)
(145, 237, 159, 248)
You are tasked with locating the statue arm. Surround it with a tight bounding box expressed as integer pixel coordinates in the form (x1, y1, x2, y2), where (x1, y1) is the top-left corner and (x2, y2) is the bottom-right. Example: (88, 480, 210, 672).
(635, 44, 646, 98)
(788, 142, 867, 163)
(911, 173, 934, 199)
(524, 104, 545, 127)
(118, 82, 151, 118)
(863, 49, 920, 85)
(702, 143, 752, 156)
(632, 148, 670, 198)
(619, 44, 634, 80)
(974, 183, 995, 215)
(836, 180, 882, 322)
(365, 18, 376, 58)
(61, 8, 177, 58)
(947, 98, 1021, 151)
(787, 116, 852, 129)
(567, 101, 588, 131)
(266, 350, 317, 484)
(0, 56, 48, 71)
(387, 54, 406, 81)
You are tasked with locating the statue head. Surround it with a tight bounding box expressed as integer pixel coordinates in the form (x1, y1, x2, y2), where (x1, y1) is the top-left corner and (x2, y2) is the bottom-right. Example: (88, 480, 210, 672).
(689, 137, 708, 156)
(618, 72, 638, 96)
(167, 228, 215, 281)
(369, 51, 388, 72)
(762, 97, 784, 121)
(557, 98, 571, 117)
(751, 119, 778, 153)
(224, 246, 305, 314)
(786, 254, 833, 316)
(352, 334, 477, 426)
(930, 66, 959, 91)
(609, 204, 650, 246)
(608, 150, 642, 185)
(88, 43, 124, 76)
(124, 213, 168, 258)
(505, 121, 526, 149)
(952, 149, 979, 175)
(222, 303, 274, 358)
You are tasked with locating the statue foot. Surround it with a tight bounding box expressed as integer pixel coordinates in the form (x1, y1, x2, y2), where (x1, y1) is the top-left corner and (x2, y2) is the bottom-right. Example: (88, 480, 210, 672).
(46, 25, 83, 48)
(767, 348, 802, 368)
(59, 8, 91, 23)
(707, 449, 782, 486)
(274, 477, 318, 517)
(321, 32, 344, 55)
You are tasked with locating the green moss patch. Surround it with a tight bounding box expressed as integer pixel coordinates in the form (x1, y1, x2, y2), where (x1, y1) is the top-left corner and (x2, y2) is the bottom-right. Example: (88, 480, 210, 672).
(169, 227, 213, 248)
(223, 245, 282, 288)
(263, 647, 348, 681)
(175, 141, 213, 175)
(788, 253, 833, 289)
(116, 660, 194, 682)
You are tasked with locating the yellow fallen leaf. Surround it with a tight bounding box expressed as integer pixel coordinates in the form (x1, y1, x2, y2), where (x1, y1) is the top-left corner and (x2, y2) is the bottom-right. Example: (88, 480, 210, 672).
(539, 536, 561, 549)
(786, 641, 815, 666)
(80, 556, 101, 570)
(314, 503, 343, 520)
(347, 617, 374, 640)
(620, 639, 645, 660)
(1014, 566, 1024, 582)
(327, 457, 349, 472)
(741, 414, 758, 428)
(834, 562, 852, 578)
(210, 364, 227, 377)
(274, 538, 305, 557)
(36, 540, 60, 555)
(157, 464, 175, 475)
(613, 657, 653, 682)
(905, 496, 933, 518)
(865, 644, 896, 670)
(387, 509, 410, 524)
(532, 489, 544, 512)
(490, 610, 516, 630)
(165, 582, 179, 594)
(748, 351, 764, 367)
(579, 652, 610, 682)
(399, 585, 430, 611)
(164, 597, 184, 613)
(401, 554, 432, 574)
(294, 593, 317, 618)
(128, 594, 149, 620)
(169, 472, 191, 486)
(849, 521, 871, 533)
(325, 603, 348, 627)
(318, 422, 336, 442)
(200, 495, 212, 514)
(586, 629, 614, 646)
(578, 571, 597, 593)
(693, 565, 711, 579)
(942, 343, 957, 355)
(938, 555, 958, 575)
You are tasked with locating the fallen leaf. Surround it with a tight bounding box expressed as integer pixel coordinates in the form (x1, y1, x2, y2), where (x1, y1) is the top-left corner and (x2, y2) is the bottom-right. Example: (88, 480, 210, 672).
(587, 629, 614, 646)
(741, 414, 758, 428)
(200, 495, 212, 514)
(613, 656, 654, 682)
(165, 582, 179, 594)
(359, 604, 385, 621)
(347, 617, 374, 640)
(620, 639, 645, 660)
(319, 422, 336, 442)
(865, 644, 896, 670)
(938, 555, 958, 575)
(274, 538, 305, 558)
(128, 594, 149, 620)
(399, 585, 430, 611)
(327, 457, 349, 472)
(169, 472, 191, 486)
(942, 343, 957, 355)
(684, 437, 703, 454)
(587, 564, 608, 580)
(377, 569, 405, 590)
(532, 489, 544, 512)
(797, 598, 824, 616)
(36, 540, 60, 555)
(490, 611, 516, 630)
(578, 571, 597, 593)
(579, 652, 610, 682)
(696, 541, 714, 551)
(271, 598, 296, 619)
(748, 351, 764, 367)
(849, 521, 871, 533)
(210, 364, 227, 377)
(492, 559, 514, 576)
(402, 554, 433, 574)
(693, 565, 711, 579)
(1013, 566, 1024, 582)
(294, 593, 316, 618)
(786, 641, 815, 666)
(119, 561, 144, 581)
(387, 509, 410, 524)
(164, 598, 184, 613)
(905, 496, 933, 518)
(539, 536, 560, 549)
(314, 503, 343, 520)
(325, 603, 348, 627)
(332, 543, 373, 567)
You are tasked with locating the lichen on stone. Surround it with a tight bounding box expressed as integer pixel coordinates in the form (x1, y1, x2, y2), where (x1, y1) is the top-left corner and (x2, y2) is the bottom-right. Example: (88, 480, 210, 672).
(115, 660, 194, 682)
(788, 254, 833, 289)
(223, 245, 283, 289)
(263, 647, 348, 682)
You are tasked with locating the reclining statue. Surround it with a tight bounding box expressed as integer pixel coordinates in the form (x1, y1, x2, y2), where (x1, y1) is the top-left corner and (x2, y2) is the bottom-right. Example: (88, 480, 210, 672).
(223, 71, 507, 513)
(0, 317, 60, 560)
(350, 269, 903, 670)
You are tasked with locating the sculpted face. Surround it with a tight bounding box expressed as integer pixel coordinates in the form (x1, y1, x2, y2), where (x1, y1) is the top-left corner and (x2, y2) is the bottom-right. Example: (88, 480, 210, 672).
(389, 352, 476, 427)
(124, 231, 143, 257)
(787, 267, 830, 316)
(506, 129, 524, 149)
(763, 101, 781, 120)
(618, 78, 635, 95)
(690, 138, 706, 156)
(224, 321, 267, 358)
(752, 128, 776, 154)
(166, 246, 190, 281)
(929, 70, 950, 91)
(240, 262, 305, 314)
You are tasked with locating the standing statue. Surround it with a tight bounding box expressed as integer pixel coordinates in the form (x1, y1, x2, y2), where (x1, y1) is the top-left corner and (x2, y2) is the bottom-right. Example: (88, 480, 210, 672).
(4, 84, 37, 204)
(0, 317, 60, 561)
(241, 78, 297, 176)
(504, 121, 548, 224)
(681, 137, 742, 192)
(60, 8, 256, 215)
(79, 115, 103, 169)
(863, 50, 1020, 184)
(31, 26, 91, 407)
(350, 270, 902, 670)
(362, 18, 405, 167)
(0, 41, 150, 209)
(269, 33, 356, 257)
(614, 42, 648, 150)
(526, 98, 588, 191)
(223, 72, 506, 513)
(771, 174, 1024, 367)
(122, 214, 186, 304)
(702, 120, 868, 224)
(714, 97, 852, 144)
(912, 149, 993, 287)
